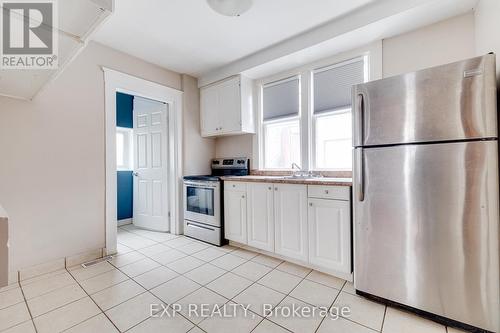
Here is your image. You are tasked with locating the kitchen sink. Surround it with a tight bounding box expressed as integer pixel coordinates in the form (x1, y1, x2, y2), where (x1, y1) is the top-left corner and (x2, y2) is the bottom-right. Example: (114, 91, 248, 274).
(282, 174, 323, 180)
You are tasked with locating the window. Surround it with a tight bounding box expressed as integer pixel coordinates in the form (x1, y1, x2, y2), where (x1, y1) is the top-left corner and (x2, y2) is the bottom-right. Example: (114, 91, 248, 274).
(262, 76, 301, 169)
(314, 110, 352, 169)
(257, 55, 368, 171)
(116, 127, 133, 170)
(312, 58, 366, 170)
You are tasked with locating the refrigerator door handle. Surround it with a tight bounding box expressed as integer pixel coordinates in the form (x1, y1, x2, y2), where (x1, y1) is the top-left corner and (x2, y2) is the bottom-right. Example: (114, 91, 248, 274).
(356, 148, 365, 202)
(353, 92, 364, 146)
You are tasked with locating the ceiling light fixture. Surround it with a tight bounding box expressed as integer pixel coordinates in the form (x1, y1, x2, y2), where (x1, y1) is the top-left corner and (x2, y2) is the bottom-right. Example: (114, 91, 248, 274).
(206, 0, 253, 17)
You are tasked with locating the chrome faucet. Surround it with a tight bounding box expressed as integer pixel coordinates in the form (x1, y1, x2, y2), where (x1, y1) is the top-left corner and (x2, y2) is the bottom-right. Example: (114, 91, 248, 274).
(290, 163, 322, 179)
(291, 163, 308, 178)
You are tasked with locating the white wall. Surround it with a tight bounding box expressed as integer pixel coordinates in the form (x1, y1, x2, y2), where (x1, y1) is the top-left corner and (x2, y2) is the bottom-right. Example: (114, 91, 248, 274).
(182, 74, 216, 175)
(0, 42, 182, 272)
(383, 13, 475, 78)
(474, 0, 500, 84)
(215, 13, 477, 160)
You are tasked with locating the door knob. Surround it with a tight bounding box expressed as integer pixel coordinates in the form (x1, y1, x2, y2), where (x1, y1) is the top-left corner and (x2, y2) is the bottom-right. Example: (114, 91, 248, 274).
(133, 172, 139, 177)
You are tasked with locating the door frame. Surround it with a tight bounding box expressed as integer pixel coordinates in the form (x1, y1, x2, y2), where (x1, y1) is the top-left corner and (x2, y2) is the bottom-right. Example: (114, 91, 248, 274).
(103, 67, 183, 255)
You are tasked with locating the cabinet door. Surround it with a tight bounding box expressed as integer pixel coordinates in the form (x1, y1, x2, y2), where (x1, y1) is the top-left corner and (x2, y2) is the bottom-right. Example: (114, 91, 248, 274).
(218, 77, 241, 134)
(200, 86, 219, 136)
(224, 189, 247, 244)
(247, 183, 274, 252)
(274, 184, 308, 261)
(308, 198, 351, 279)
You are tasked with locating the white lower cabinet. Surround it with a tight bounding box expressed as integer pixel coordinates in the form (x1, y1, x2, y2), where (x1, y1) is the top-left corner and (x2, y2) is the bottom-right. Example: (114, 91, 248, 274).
(274, 184, 309, 262)
(224, 183, 247, 244)
(223, 181, 352, 280)
(308, 198, 351, 279)
(246, 183, 274, 252)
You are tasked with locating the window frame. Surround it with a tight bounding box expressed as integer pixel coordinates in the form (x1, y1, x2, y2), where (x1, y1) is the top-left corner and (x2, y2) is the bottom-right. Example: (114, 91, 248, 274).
(260, 75, 302, 170)
(116, 127, 133, 171)
(255, 46, 377, 171)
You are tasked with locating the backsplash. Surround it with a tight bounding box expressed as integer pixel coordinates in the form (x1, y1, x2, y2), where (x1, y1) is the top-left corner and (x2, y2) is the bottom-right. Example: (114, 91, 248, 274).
(250, 169, 352, 178)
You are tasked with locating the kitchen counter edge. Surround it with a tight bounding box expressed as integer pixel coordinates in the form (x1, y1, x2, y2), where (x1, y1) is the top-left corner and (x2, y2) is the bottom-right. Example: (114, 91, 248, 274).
(220, 176, 352, 186)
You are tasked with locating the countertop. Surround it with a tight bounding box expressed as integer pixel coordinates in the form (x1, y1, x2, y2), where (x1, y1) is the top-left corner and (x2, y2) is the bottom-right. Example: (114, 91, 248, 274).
(220, 175, 352, 186)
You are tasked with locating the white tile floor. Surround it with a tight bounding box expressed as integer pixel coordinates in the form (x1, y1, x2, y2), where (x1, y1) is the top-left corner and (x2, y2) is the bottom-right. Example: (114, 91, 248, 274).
(0, 225, 471, 333)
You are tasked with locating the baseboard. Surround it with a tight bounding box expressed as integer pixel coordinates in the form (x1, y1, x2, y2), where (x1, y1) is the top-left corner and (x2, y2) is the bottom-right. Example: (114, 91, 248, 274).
(19, 258, 66, 281)
(228, 241, 353, 282)
(66, 249, 103, 268)
(117, 218, 133, 226)
(15, 247, 105, 282)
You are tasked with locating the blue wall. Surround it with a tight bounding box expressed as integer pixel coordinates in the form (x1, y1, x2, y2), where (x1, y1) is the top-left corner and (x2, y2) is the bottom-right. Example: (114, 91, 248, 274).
(117, 92, 134, 220)
(117, 171, 133, 220)
(116, 92, 134, 128)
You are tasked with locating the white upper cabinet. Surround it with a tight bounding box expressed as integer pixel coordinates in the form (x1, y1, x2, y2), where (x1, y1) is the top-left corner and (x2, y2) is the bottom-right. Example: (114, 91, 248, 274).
(274, 184, 308, 262)
(246, 183, 275, 252)
(200, 75, 255, 137)
(308, 198, 351, 280)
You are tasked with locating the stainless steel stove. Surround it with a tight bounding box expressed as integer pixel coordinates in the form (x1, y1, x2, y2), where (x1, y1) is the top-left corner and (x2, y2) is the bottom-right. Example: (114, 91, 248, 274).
(183, 157, 249, 246)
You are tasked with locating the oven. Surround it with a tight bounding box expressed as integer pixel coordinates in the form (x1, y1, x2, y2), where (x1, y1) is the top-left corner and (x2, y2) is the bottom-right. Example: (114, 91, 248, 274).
(183, 180, 221, 227)
(183, 157, 249, 246)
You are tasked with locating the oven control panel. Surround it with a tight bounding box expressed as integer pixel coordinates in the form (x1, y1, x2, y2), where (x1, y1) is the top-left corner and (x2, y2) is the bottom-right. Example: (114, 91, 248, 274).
(211, 157, 249, 169)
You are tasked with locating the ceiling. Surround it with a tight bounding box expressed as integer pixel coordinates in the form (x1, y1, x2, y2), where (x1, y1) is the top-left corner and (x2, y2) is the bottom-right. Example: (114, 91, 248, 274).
(92, 0, 375, 76)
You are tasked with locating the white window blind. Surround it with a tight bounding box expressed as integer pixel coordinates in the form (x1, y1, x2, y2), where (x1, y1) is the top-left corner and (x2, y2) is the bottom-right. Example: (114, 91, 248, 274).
(313, 59, 365, 114)
(263, 77, 300, 121)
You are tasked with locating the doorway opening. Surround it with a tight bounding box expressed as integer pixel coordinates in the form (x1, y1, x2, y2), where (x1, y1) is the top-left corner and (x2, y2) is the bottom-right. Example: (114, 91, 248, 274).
(116, 93, 170, 233)
(104, 68, 183, 255)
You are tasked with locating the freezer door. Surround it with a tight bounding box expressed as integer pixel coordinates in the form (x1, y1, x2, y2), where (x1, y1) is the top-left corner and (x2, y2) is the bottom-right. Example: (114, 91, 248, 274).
(353, 141, 500, 332)
(352, 54, 497, 147)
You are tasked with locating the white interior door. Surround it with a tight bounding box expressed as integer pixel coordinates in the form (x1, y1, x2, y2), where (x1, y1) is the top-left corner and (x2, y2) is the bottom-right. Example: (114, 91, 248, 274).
(133, 97, 169, 232)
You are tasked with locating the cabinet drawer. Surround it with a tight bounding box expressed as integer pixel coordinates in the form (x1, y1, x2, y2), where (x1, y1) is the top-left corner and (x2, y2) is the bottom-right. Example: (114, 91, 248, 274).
(308, 185, 350, 201)
(224, 182, 247, 192)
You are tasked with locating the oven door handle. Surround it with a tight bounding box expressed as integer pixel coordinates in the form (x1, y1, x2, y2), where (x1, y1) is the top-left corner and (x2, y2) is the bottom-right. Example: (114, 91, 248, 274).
(184, 182, 219, 188)
(186, 222, 216, 231)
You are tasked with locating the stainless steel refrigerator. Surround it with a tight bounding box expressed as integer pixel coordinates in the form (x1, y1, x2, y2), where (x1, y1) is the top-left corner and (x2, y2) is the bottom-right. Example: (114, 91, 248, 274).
(352, 54, 500, 333)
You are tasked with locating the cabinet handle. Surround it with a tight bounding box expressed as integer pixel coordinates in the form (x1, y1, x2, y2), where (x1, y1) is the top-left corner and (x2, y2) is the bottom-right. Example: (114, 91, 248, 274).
(268, 187, 272, 190)
(232, 184, 236, 188)
(242, 195, 245, 199)
(309, 202, 313, 207)
(274, 187, 278, 191)
(325, 190, 329, 194)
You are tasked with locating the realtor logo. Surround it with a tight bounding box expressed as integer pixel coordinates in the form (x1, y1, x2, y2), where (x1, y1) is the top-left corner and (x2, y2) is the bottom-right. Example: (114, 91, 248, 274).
(1, 0, 58, 69)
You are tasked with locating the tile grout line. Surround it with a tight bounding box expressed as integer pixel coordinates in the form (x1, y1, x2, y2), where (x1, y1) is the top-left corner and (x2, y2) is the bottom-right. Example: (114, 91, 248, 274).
(125, 230, 384, 333)
(264, 264, 319, 331)
(313, 280, 346, 333)
(162, 248, 266, 331)
(121, 229, 373, 333)
(113, 228, 449, 333)
(89, 237, 210, 332)
(66, 266, 123, 333)
(11, 280, 39, 333)
(121, 230, 330, 331)
(380, 304, 388, 332)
